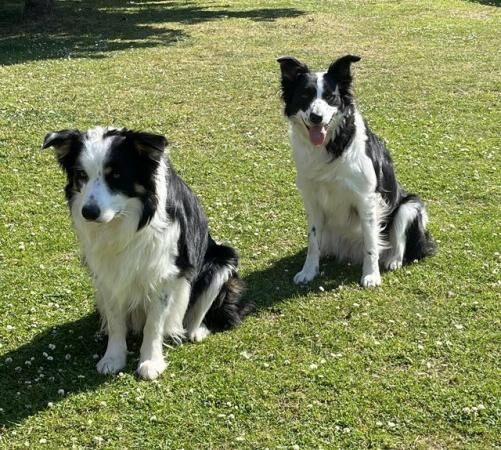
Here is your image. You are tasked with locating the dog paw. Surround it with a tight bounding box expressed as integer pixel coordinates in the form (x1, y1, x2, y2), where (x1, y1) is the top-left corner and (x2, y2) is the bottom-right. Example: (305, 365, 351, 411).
(360, 273, 381, 288)
(188, 325, 211, 343)
(385, 258, 402, 271)
(293, 269, 317, 284)
(136, 359, 167, 381)
(96, 354, 126, 375)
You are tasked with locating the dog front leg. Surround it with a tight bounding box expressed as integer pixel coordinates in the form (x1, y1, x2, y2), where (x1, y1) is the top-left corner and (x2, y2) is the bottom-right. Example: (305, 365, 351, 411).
(359, 196, 382, 288)
(96, 296, 128, 375)
(137, 278, 190, 380)
(294, 218, 322, 285)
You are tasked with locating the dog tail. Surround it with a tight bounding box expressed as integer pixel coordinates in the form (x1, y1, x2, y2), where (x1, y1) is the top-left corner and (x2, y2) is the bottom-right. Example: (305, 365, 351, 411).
(403, 195, 437, 263)
(191, 238, 254, 334)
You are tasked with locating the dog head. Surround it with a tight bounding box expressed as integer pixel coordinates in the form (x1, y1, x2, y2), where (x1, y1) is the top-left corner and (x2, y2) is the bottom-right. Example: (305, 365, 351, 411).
(277, 54, 360, 146)
(43, 127, 167, 229)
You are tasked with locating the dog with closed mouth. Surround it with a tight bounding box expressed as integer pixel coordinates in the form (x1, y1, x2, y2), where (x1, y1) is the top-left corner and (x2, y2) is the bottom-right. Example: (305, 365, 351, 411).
(43, 127, 254, 380)
(277, 55, 435, 287)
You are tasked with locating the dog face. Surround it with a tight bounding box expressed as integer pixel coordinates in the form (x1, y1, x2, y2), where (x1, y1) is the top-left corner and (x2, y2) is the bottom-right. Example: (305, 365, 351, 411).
(43, 127, 167, 229)
(277, 55, 361, 146)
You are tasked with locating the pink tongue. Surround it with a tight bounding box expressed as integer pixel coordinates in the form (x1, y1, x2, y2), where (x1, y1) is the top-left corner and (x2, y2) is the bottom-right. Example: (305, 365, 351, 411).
(309, 125, 326, 146)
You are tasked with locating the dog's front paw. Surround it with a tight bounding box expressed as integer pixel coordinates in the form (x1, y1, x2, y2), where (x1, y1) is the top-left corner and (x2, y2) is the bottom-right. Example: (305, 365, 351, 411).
(188, 325, 211, 343)
(360, 273, 381, 288)
(293, 268, 318, 284)
(137, 358, 167, 381)
(96, 353, 126, 375)
(385, 258, 403, 271)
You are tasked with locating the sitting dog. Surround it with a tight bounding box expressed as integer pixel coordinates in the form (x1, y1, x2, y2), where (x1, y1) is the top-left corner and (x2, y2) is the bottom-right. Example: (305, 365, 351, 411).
(277, 55, 435, 287)
(43, 127, 254, 379)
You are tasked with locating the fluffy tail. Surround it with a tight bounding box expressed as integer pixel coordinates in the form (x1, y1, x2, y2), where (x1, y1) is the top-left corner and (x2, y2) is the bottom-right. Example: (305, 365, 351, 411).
(189, 238, 254, 336)
(403, 195, 437, 263)
(203, 271, 253, 332)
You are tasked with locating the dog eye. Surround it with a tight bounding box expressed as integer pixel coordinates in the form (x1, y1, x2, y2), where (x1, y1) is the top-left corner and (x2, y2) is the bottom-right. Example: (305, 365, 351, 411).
(75, 169, 88, 182)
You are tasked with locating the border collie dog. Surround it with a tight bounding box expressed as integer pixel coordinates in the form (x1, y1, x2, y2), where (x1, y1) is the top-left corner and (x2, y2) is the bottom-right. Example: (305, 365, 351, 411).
(277, 55, 435, 287)
(43, 127, 253, 380)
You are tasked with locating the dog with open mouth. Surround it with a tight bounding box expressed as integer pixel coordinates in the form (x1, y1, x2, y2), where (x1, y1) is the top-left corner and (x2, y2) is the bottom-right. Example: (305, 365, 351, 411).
(277, 55, 436, 287)
(43, 127, 254, 379)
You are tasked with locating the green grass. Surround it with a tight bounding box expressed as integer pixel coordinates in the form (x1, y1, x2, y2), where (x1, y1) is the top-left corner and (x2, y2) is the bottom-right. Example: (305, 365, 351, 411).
(0, 0, 500, 448)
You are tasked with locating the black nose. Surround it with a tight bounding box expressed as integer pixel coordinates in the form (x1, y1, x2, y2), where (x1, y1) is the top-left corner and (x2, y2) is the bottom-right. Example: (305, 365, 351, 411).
(309, 112, 323, 124)
(82, 203, 101, 221)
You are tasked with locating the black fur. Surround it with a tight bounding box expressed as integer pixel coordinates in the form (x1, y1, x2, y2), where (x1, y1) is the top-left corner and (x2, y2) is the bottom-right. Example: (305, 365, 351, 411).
(325, 109, 356, 158)
(162, 165, 254, 332)
(192, 237, 253, 331)
(43, 127, 254, 332)
(42, 129, 85, 204)
(103, 129, 164, 230)
(277, 55, 436, 266)
(42, 128, 162, 229)
(278, 56, 359, 160)
(364, 121, 404, 210)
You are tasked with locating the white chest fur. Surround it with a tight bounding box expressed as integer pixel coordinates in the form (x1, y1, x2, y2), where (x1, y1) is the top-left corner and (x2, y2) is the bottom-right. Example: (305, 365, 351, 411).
(71, 198, 180, 307)
(289, 111, 387, 261)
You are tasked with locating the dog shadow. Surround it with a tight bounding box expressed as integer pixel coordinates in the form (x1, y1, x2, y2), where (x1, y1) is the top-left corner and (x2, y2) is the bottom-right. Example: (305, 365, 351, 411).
(0, 251, 359, 429)
(242, 250, 361, 310)
(0, 313, 144, 429)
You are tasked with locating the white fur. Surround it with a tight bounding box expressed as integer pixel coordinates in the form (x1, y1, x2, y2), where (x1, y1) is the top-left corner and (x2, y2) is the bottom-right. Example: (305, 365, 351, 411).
(289, 77, 389, 287)
(79, 127, 128, 223)
(70, 128, 188, 379)
(384, 201, 420, 271)
(304, 73, 339, 127)
(184, 267, 233, 342)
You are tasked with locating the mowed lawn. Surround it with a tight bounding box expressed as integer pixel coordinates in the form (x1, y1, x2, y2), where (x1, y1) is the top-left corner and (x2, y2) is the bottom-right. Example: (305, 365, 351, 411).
(0, 0, 500, 448)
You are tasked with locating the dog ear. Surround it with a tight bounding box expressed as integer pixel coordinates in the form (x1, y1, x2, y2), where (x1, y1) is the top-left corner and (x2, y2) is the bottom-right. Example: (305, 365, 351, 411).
(327, 55, 361, 84)
(277, 56, 310, 81)
(42, 129, 82, 158)
(129, 131, 168, 162)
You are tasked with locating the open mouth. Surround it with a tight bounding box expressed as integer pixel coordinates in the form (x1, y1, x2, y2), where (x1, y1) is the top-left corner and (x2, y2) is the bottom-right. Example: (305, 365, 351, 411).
(303, 120, 327, 146)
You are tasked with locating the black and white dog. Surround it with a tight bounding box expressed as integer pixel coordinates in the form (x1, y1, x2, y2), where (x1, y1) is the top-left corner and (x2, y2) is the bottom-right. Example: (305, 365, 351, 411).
(277, 55, 435, 287)
(43, 127, 253, 380)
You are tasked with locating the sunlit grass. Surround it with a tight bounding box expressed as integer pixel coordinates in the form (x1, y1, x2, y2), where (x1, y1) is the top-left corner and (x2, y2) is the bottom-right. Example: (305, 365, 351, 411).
(0, 0, 500, 448)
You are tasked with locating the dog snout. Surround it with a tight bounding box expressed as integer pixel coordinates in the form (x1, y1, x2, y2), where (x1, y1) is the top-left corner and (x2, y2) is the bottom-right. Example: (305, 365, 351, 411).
(309, 112, 323, 124)
(82, 203, 101, 221)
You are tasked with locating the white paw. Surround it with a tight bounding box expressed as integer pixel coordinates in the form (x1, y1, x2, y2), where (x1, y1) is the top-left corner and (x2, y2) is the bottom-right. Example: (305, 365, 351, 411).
(360, 273, 382, 288)
(293, 268, 318, 284)
(385, 258, 403, 271)
(188, 325, 211, 343)
(136, 358, 167, 380)
(96, 353, 126, 375)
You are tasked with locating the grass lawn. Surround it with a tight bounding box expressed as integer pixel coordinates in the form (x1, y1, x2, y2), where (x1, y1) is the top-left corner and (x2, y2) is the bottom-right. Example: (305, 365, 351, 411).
(0, 0, 500, 448)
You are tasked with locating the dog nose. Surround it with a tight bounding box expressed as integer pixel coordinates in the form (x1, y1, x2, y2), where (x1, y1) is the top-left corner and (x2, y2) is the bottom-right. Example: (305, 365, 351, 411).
(309, 112, 322, 124)
(82, 203, 101, 221)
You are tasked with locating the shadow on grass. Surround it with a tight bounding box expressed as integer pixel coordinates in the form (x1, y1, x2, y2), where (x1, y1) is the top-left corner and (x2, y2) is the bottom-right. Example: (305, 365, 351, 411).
(0, 313, 104, 429)
(0, 312, 151, 429)
(242, 250, 361, 310)
(466, 0, 500, 6)
(0, 251, 358, 429)
(0, 0, 304, 65)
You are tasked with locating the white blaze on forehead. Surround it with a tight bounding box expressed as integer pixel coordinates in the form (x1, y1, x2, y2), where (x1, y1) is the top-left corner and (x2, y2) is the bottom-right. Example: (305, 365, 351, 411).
(315, 72, 325, 99)
(315, 72, 339, 97)
(308, 72, 338, 124)
(80, 127, 116, 177)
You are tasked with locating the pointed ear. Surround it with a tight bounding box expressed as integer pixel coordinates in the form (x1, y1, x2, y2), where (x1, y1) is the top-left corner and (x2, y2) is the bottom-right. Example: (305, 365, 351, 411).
(327, 54, 361, 84)
(42, 129, 82, 158)
(277, 56, 310, 81)
(129, 131, 168, 162)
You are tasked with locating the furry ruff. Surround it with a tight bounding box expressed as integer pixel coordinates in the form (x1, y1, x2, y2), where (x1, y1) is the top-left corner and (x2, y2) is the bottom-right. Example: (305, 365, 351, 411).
(277, 55, 435, 288)
(43, 126, 254, 379)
